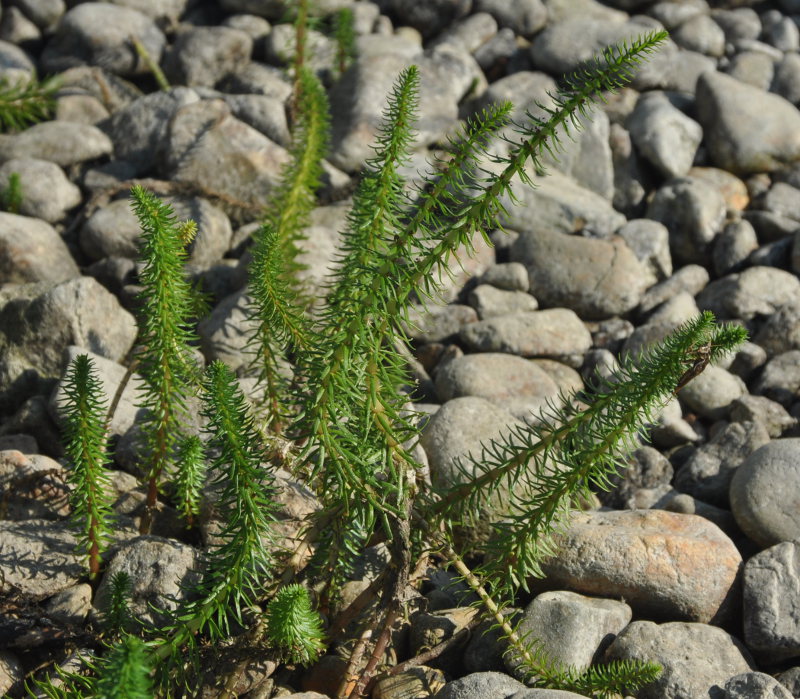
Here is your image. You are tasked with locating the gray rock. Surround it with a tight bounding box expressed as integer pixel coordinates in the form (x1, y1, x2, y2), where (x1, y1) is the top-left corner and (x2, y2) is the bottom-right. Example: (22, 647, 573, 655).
(604, 621, 754, 699)
(763, 182, 800, 221)
(543, 0, 627, 23)
(41, 3, 165, 77)
(433, 672, 525, 699)
(0, 277, 137, 412)
(0, 650, 23, 696)
(431, 13, 498, 54)
(0, 158, 81, 223)
(617, 219, 672, 283)
(220, 61, 292, 102)
(264, 23, 335, 78)
(658, 492, 741, 538)
(711, 8, 761, 43)
(108, 0, 187, 25)
(222, 93, 290, 147)
(696, 70, 800, 174)
(753, 351, 800, 408)
(474, 0, 546, 36)
(510, 228, 645, 319)
(610, 123, 651, 215)
(629, 40, 717, 94)
(478, 263, 529, 292)
(12, 0, 65, 30)
(772, 52, 800, 105)
(101, 87, 200, 175)
(627, 92, 703, 180)
(646, 291, 700, 327)
(730, 395, 797, 438)
(506, 591, 631, 677)
(164, 99, 286, 222)
(333, 46, 481, 173)
(0, 450, 70, 520)
(0, 7, 41, 46)
(93, 536, 202, 628)
(674, 420, 770, 507)
(45, 583, 92, 626)
(81, 195, 232, 269)
(795, 229, 800, 274)
(530, 17, 656, 76)
(0, 212, 79, 285)
(678, 365, 747, 421)
(754, 302, 800, 357)
(672, 14, 726, 56)
(725, 51, 775, 91)
(651, 395, 703, 447)
(50, 346, 145, 440)
(539, 509, 742, 624)
(474, 27, 518, 75)
(726, 672, 794, 698)
(0, 520, 84, 601)
(730, 438, 800, 547)
(728, 341, 768, 381)
(164, 26, 253, 88)
(762, 10, 800, 52)
(646, 176, 727, 265)
(744, 210, 800, 243)
(599, 445, 673, 509)
(388, 0, 471, 40)
(777, 667, 800, 696)
(433, 352, 560, 417)
(713, 219, 759, 276)
(410, 608, 479, 677)
(468, 285, 538, 320)
(457, 309, 592, 364)
(697, 266, 800, 320)
(404, 304, 478, 343)
(648, 1, 705, 30)
(197, 290, 257, 375)
(419, 396, 522, 493)
(0, 121, 113, 167)
(638, 264, 709, 316)
(743, 541, 800, 663)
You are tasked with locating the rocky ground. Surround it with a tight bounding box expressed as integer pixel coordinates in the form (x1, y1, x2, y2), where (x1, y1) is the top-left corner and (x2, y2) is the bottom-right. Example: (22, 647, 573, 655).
(1, 0, 800, 697)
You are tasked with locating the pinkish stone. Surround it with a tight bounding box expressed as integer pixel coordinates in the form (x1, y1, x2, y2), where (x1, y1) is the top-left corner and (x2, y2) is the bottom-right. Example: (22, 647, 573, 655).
(536, 509, 742, 624)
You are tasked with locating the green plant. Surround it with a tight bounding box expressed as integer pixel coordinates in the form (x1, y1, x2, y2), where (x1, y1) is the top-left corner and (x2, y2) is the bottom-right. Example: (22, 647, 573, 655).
(0, 171, 23, 213)
(332, 7, 357, 76)
(38, 24, 751, 699)
(0, 75, 58, 132)
(60, 354, 115, 579)
(130, 185, 203, 534)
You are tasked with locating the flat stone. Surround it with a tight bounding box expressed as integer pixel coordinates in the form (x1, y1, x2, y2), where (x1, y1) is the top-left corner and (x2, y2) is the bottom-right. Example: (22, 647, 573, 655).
(539, 509, 742, 624)
(696, 70, 800, 174)
(697, 266, 800, 320)
(163, 26, 253, 88)
(93, 535, 202, 628)
(730, 439, 800, 547)
(0, 212, 79, 284)
(725, 673, 794, 699)
(457, 309, 592, 363)
(433, 352, 560, 417)
(753, 351, 800, 408)
(506, 591, 631, 677)
(674, 421, 770, 507)
(0, 520, 84, 600)
(678, 365, 747, 421)
(743, 541, 800, 662)
(0, 158, 81, 223)
(0, 121, 113, 167)
(468, 285, 538, 320)
(434, 672, 525, 699)
(510, 228, 646, 320)
(604, 621, 754, 699)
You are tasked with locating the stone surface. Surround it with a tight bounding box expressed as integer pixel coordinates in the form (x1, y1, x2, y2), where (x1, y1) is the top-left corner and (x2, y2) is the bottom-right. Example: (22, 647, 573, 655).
(725, 673, 794, 699)
(743, 541, 800, 662)
(696, 70, 800, 174)
(604, 621, 754, 699)
(163, 26, 253, 88)
(509, 228, 646, 319)
(0, 212, 79, 285)
(697, 266, 800, 321)
(0, 158, 81, 222)
(433, 352, 559, 418)
(678, 365, 747, 421)
(730, 439, 800, 548)
(538, 509, 742, 624)
(0, 121, 113, 167)
(433, 672, 525, 699)
(0, 278, 137, 413)
(506, 591, 631, 677)
(457, 309, 592, 363)
(93, 536, 202, 627)
(674, 420, 770, 507)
